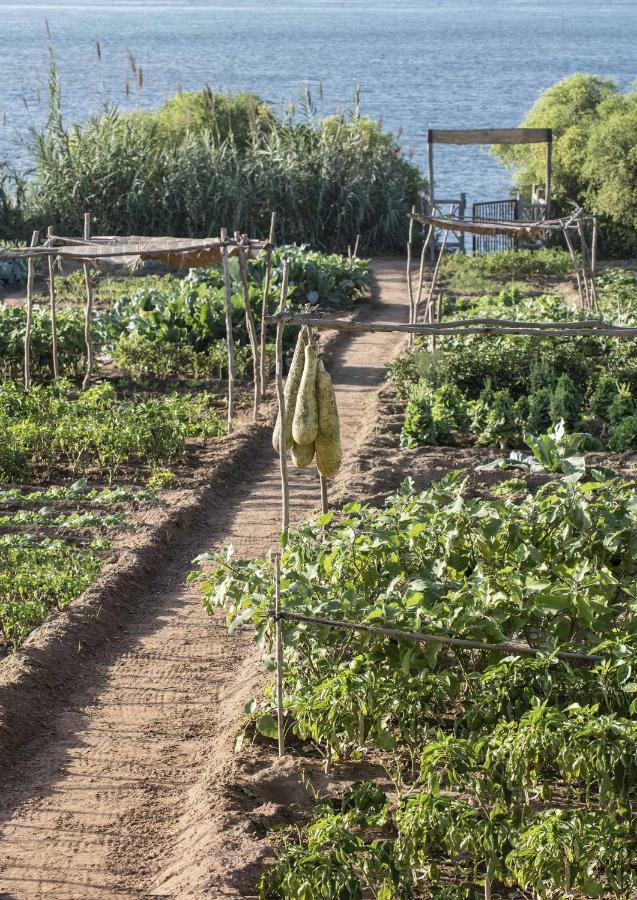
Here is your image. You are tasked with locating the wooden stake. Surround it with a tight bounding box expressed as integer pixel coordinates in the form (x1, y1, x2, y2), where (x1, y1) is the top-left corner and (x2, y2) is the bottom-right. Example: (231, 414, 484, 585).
(591, 215, 599, 276)
(24, 229, 40, 390)
(259, 212, 277, 399)
(319, 474, 328, 514)
(414, 224, 434, 322)
(236, 234, 261, 422)
(562, 224, 585, 309)
(275, 261, 290, 534)
(220, 228, 236, 434)
(47, 226, 59, 379)
(274, 551, 285, 758)
(406, 207, 415, 343)
(353, 234, 360, 258)
(81, 213, 95, 390)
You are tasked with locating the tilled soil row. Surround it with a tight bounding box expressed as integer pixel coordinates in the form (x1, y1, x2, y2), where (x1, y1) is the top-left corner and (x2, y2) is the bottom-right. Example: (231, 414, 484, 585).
(0, 259, 407, 898)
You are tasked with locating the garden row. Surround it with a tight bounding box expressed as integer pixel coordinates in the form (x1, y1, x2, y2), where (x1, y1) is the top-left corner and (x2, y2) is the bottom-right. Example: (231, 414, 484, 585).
(0, 247, 371, 650)
(394, 258, 637, 460)
(199, 471, 637, 899)
(194, 250, 637, 898)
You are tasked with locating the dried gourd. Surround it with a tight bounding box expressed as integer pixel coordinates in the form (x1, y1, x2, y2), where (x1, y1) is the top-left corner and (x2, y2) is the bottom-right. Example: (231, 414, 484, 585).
(292, 340, 319, 446)
(315, 357, 341, 477)
(290, 440, 315, 468)
(272, 326, 309, 453)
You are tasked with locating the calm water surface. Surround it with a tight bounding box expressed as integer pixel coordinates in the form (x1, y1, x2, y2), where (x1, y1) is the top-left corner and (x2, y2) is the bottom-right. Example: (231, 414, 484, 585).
(0, 0, 635, 205)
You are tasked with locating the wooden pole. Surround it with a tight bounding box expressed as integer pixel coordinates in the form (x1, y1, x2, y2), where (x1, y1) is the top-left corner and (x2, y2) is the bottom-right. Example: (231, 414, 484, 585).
(24, 229, 40, 390)
(425, 228, 449, 354)
(353, 234, 361, 258)
(220, 227, 236, 434)
(236, 234, 261, 422)
(276, 609, 603, 664)
(259, 212, 277, 399)
(265, 313, 630, 339)
(427, 132, 436, 263)
(319, 474, 328, 515)
(406, 207, 415, 342)
(274, 552, 285, 758)
(81, 213, 95, 390)
(414, 224, 434, 323)
(591, 215, 599, 276)
(562, 224, 585, 308)
(275, 262, 290, 534)
(47, 226, 59, 379)
(545, 139, 552, 219)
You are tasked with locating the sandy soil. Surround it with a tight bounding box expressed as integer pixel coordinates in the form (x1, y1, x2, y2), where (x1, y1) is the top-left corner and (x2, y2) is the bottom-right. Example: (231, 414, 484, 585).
(0, 259, 408, 898)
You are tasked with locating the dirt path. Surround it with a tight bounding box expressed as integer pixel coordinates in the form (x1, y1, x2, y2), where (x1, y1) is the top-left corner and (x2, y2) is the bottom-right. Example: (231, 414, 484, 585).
(0, 260, 406, 899)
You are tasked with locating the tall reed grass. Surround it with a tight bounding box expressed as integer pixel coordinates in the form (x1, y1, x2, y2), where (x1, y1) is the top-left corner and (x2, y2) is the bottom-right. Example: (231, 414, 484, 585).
(3, 63, 420, 252)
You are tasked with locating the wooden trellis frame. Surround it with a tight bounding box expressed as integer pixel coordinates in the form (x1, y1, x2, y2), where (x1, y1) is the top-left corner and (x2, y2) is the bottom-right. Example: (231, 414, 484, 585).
(1, 223, 276, 433)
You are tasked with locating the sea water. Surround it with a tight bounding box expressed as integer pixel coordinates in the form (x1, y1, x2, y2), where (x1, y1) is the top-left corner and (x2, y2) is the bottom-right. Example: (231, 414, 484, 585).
(0, 0, 635, 205)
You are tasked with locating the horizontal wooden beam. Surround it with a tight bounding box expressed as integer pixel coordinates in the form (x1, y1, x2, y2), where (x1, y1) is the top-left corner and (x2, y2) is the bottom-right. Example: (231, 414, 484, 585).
(265, 312, 637, 340)
(276, 610, 602, 665)
(428, 128, 552, 146)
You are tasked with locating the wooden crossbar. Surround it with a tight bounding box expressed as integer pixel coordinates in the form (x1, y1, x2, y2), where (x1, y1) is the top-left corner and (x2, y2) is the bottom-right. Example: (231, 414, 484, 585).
(428, 128, 552, 146)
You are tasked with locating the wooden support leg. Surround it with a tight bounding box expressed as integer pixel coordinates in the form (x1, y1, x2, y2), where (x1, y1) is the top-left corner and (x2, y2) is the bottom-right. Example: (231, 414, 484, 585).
(275, 262, 291, 534)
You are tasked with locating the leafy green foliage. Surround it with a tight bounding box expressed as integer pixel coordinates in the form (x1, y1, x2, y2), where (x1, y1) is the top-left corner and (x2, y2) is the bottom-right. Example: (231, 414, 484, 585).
(199, 475, 637, 897)
(0, 534, 106, 646)
(391, 292, 637, 451)
(0, 379, 224, 482)
(14, 71, 418, 252)
(493, 74, 637, 255)
(440, 248, 573, 281)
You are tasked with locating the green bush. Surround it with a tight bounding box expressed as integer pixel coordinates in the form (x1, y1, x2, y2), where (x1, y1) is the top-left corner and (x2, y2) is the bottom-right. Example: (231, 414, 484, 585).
(494, 74, 637, 256)
(0, 380, 225, 481)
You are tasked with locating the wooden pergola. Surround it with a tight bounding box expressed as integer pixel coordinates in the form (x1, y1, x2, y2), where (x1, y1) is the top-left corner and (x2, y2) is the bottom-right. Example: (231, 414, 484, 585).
(0, 215, 278, 432)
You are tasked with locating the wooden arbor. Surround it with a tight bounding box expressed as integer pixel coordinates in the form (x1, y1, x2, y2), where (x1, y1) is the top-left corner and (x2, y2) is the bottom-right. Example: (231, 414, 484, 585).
(0, 225, 276, 433)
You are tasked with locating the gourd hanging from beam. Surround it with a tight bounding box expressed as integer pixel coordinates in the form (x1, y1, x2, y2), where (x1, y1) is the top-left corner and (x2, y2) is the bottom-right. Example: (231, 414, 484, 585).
(315, 357, 341, 478)
(272, 326, 309, 453)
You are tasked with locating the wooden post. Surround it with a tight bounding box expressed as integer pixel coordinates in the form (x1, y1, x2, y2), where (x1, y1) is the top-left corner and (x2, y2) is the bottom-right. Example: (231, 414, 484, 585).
(545, 138, 552, 219)
(220, 228, 236, 434)
(24, 229, 40, 390)
(319, 474, 328, 514)
(427, 131, 436, 262)
(47, 226, 59, 379)
(458, 192, 467, 254)
(591, 215, 599, 275)
(425, 229, 448, 324)
(353, 234, 360, 258)
(236, 233, 261, 422)
(415, 225, 434, 323)
(406, 207, 415, 336)
(81, 213, 95, 390)
(576, 219, 592, 309)
(275, 261, 290, 534)
(274, 551, 285, 758)
(259, 212, 277, 399)
(562, 224, 585, 308)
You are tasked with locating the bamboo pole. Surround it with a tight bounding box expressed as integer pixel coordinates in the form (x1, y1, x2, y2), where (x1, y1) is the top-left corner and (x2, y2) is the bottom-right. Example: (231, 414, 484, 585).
(274, 552, 285, 758)
(276, 610, 603, 665)
(47, 226, 59, 379)
(591, 215, 599, 276)
(220, 227, 236, 434)
(81, 213, 95, 391)
(265, 313, 635, 339)
(275, 262, 290, 534)
(259, 212, 277, 399)
(23, 229, 40, 390)
(236, 233, 261, 422)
